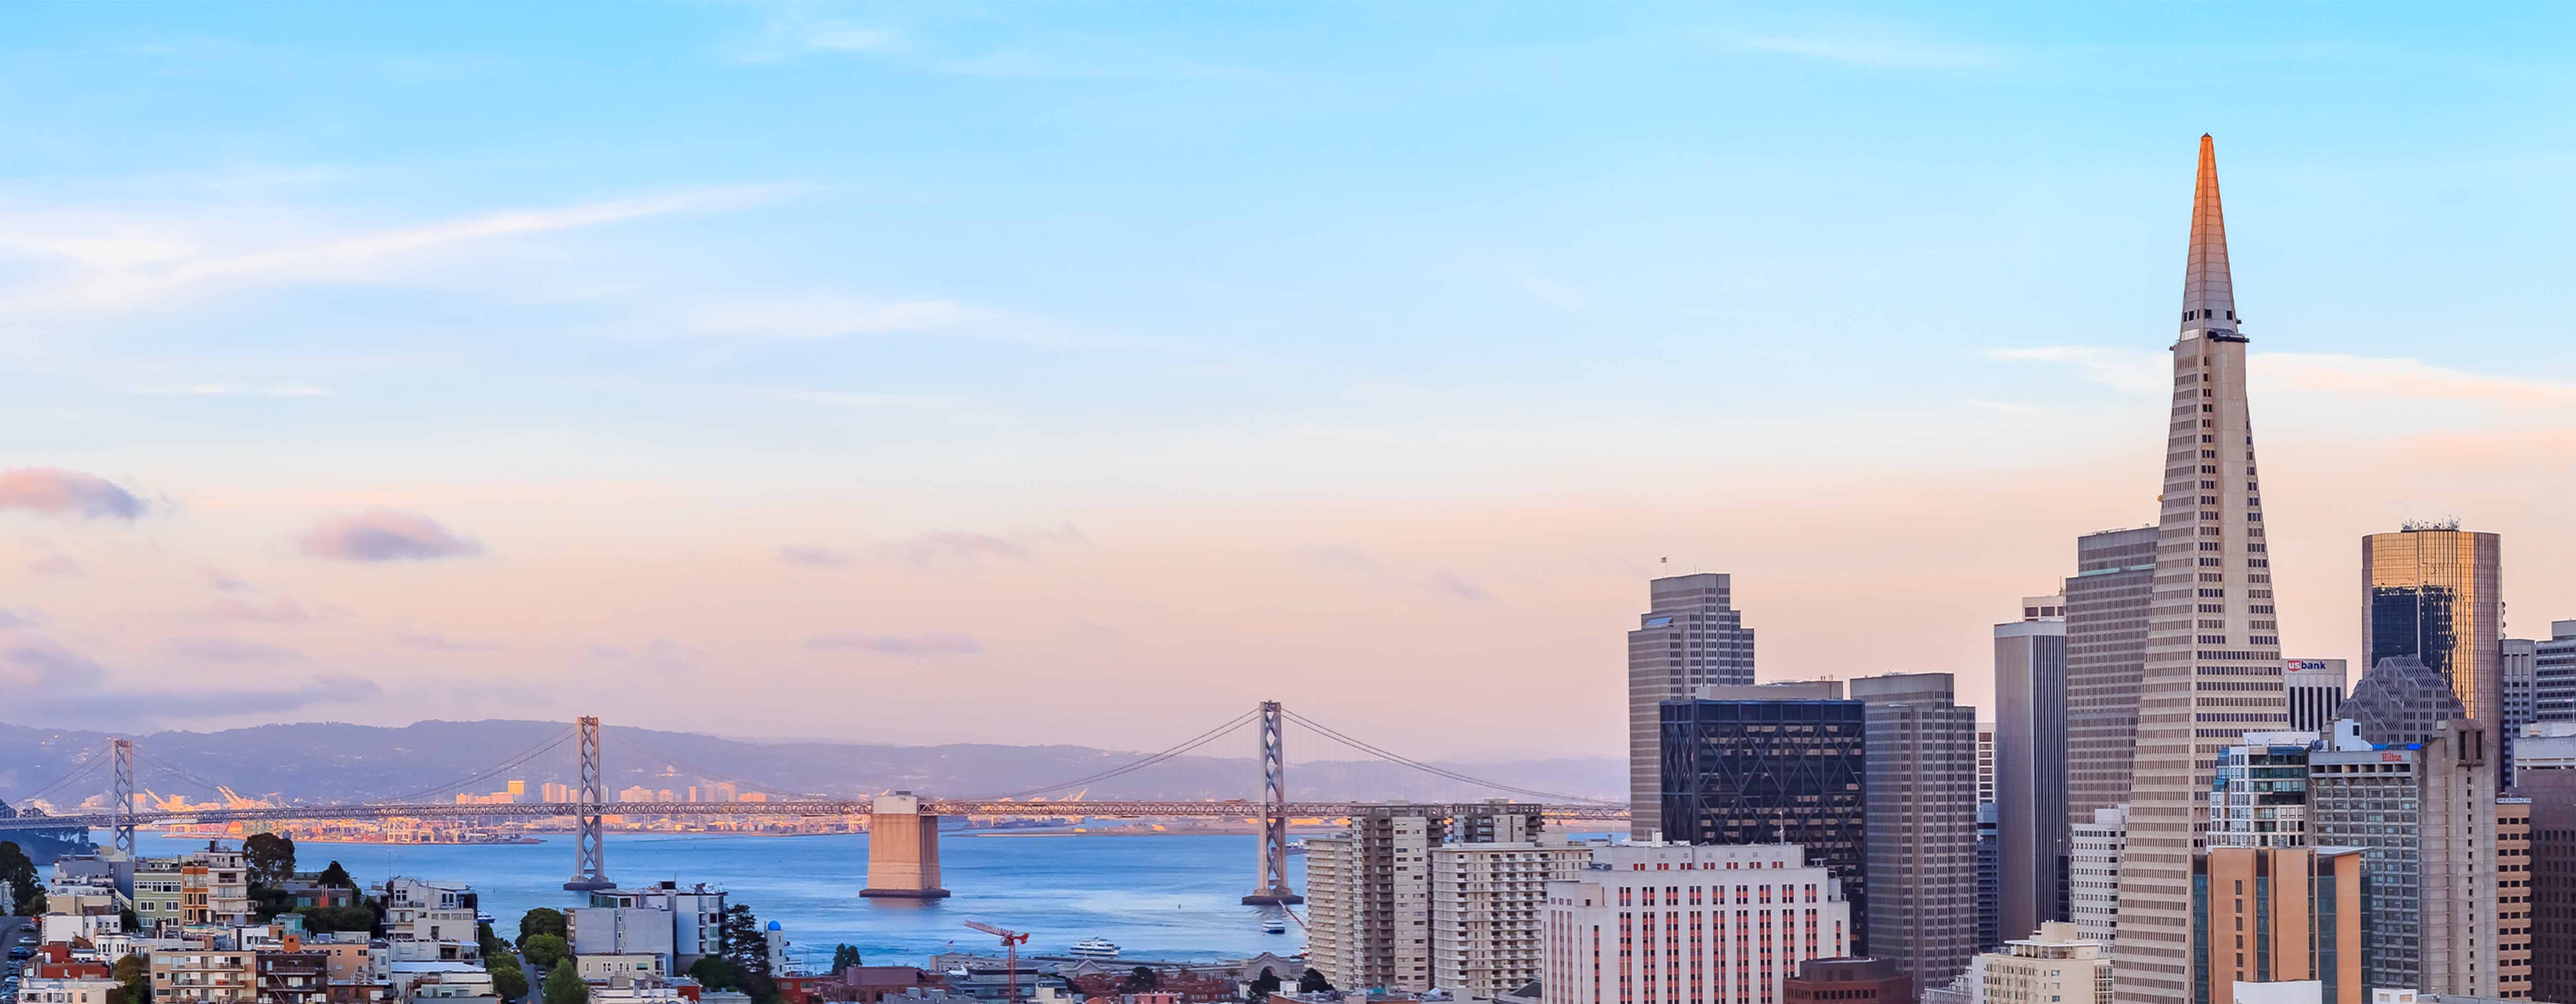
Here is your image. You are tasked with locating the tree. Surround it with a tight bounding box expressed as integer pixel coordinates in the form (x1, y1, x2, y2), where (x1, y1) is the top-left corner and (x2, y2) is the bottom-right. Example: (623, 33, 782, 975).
(481, 921, 513, 962)
(688, 957, 747, 991)
(517, 907, 567, 950)
(243, 833, 297, 886)
(297, 905, 377, 933)
(1248, 969, 1282, 1003)
(1118, 968, 1161, 994)
(114, 953, 151, 1004)
(316, 861, 356, 890)
(0, 841, 40, 915)
(1297, 969, 1332, 994)
(522, 933, 572, 969)
(492, 965, 529, 1002)
(829, 945, 863, 976)
(542, 965, 590, 1004)
(717, 904, 769, 976)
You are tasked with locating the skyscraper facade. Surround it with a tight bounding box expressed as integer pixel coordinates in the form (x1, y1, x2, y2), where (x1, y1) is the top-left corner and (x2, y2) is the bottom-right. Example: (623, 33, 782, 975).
(2191, 846, 2366, 1004)
(2504, 638, 2536, 781)
(2341, 655, 2468, 746)
(2206, 732, 2315, 850)
(1629, 573, 1757, 838)
(1540, 843, 1853, 1004)
(2537, 620, 2576, 723)
(2069, 806, 2129, 950)
(1659, 683, 1869, 955)
(1854, 672, 1979, 986)
(1997, 610, 2071, 943)
(2361, 525, 2501, 730)
(2111, 135, 2293, 1004)
(2065, 527, 2157, 828)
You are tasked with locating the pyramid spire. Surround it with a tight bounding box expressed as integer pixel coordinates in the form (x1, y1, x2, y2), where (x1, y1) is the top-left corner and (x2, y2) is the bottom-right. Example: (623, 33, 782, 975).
(2180, 133, 2239, 340)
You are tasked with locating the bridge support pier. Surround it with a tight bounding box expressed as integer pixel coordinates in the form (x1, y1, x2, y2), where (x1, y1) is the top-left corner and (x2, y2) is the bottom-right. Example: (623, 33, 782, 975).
(564, 717, 616, 892)
(860, 794, 950, 899)
(1242, 700, 1302, 905)
(112, 739, 135, 858)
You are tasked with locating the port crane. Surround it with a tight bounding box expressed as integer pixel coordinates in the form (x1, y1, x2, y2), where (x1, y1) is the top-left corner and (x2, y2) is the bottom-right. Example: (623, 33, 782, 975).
(962, 921, 1031, 1004)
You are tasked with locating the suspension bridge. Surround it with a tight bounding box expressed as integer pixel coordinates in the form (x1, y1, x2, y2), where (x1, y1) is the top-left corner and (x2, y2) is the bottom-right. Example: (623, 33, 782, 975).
(1, 700, 1624, 903)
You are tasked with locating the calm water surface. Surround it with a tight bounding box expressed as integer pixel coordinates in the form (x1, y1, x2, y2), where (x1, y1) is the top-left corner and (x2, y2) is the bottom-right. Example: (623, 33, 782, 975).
(232, 832, 1308, 968)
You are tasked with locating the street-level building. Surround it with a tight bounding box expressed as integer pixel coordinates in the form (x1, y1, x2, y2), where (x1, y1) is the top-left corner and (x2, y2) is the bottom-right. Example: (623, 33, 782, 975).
(1783, 958, 1910, 1004)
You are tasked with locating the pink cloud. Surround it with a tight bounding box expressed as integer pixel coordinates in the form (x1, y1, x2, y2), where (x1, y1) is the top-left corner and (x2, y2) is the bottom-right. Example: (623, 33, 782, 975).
(295, 508, 483, 562)
(0, 468, 147, 520)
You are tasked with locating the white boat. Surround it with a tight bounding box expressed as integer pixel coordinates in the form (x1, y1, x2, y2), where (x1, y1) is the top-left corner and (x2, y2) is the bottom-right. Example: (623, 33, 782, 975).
(1068, 937, 1120, 960)
(1263, 919, 1288, 934)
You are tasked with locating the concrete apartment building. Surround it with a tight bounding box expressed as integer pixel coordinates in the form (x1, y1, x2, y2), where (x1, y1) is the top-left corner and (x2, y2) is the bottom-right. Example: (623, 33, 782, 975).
(1978, 923, 2111, 1004)
(581, 882, 729, 970)
(17, 977, 124, 1004)
(2193, 847, 2367, 1004)
(2209, 732, 2319, 849)
(2308, 721, 2498, 997)
(1428, 835, 1594, 1002)
(1853, 672, 1978, 987)
(1627, 573, 1756, 839)
(257, 950, 331, 1004)
(1995, 602, 2069, 943)
(1540, 843, 1852, 1004)
(1308, 805, 1546, 994)
(178, 847, 252, 929)
(2063, 527, 2156, 831)
(375, 878, 480, 961)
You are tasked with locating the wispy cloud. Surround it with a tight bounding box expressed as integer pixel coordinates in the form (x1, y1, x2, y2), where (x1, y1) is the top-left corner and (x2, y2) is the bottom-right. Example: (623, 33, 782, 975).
(1, 185, 800, 312)
(727, 14, 898, 64)
(207, 597, 313, 625)
(778, 544, 854, 568)
(1740, 33, 1992, 70)
(1992, 346, 2576, 407)
(295, 508, 484, 563)
(805, 632, 981, 656)
(869, 525, 1087, 566)
(587, 639, 697, 674)
(0, 467, 149, 520)
(1432, 572, 1493, 602)
(685, 295, 976, 339)
(168, 637, 307, 663)
(396, 631, 501, 653)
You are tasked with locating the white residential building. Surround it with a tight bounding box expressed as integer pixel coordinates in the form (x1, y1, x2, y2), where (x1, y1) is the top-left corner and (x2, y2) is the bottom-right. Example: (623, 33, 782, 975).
(1430, 836, 1595, 1002)
(2068, 806, 2127, 949)
(375, 878, 480, 957)
(17, 978, 124, 1004)
(581, 883, 728, 970)
(1977, 923, 2111, 1004)
(1541, 843, 1851, 1004)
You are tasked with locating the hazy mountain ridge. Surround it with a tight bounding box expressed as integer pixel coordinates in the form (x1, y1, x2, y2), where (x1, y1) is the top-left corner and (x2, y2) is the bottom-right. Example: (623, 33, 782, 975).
(0, 718, 1621, 807)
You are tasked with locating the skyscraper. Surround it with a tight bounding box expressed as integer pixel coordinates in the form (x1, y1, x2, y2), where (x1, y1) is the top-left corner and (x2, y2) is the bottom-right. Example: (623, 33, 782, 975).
(2309, 721, 2498, 997)
(2538, 620, 2576, 722)
(1659, 682, 1869, 954)
(2503, 638, 2536, 780)
(2065, 527, 2157, 828)
(1854, 672, 1979, 986)
(2068, 806, 2128, 950)
(1996, 604, 2070, 942)
(1629, 573, 1756, 838)
(2340, 654, 2468, 746)
(2111, 135, 2293, 1004)
(2362, 524, 2502, 735)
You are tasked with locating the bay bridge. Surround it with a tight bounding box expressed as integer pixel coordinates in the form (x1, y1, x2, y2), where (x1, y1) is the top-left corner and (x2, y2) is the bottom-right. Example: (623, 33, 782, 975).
(3, 701, 1625, 904)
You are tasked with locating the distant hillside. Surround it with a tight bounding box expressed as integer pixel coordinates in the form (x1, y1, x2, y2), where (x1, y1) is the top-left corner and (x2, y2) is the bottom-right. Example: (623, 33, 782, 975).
(0, 718, 1620, 809)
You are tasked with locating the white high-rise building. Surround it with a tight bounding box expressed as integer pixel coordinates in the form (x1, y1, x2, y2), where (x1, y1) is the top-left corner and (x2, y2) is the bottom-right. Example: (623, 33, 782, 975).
(1541, 843, 1851, 1004)
(1431, 836, 1596, 1002)
(2068, 806, 2128, 949)
(2113, 134, 2294, 1004)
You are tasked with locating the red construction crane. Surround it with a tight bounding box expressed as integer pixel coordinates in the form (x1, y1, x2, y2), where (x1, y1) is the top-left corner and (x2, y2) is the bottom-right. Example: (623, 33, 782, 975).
(963, 921, 1031, 1004)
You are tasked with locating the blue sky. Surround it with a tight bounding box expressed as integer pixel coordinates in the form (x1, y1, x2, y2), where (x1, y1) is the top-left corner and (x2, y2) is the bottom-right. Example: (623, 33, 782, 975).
(4, 3, 2576, 760)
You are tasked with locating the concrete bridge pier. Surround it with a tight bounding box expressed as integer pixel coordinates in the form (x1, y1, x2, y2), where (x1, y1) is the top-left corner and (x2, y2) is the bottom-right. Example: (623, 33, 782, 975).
(859, 793, 951, 899)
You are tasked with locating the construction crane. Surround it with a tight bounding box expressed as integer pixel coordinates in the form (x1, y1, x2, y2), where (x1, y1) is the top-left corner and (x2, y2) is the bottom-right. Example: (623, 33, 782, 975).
(962, 921, 1030, 1004)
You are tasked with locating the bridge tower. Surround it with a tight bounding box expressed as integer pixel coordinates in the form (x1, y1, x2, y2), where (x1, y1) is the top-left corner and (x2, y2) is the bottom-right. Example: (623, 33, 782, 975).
(564, 717, 615, 891)
(112, 739, 135, 857)
(1242, 699, 1302, 905)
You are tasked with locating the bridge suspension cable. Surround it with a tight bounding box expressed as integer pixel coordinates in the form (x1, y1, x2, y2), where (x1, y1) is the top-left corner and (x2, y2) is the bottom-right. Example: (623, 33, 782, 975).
(130, 747, 246, 800)
(7, 744, 109, 808)
(368, 726, 574, 804)
(966, 706, 1262, 802)
(1280, 708, 1618, 805)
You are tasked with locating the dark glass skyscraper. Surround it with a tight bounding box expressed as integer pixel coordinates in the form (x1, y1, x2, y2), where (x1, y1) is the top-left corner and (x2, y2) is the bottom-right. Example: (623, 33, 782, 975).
(1660, 684, 1868, 953)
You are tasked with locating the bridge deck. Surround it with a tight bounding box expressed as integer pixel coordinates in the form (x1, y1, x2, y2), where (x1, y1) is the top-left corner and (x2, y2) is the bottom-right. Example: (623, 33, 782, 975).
(10, 799, 1625, 829)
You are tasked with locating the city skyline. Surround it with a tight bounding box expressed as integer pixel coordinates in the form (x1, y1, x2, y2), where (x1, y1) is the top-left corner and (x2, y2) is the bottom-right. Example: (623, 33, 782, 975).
(9, 6, 2576, 753)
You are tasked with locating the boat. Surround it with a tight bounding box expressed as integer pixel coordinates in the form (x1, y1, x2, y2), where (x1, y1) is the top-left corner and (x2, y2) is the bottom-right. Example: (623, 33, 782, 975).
(1263, 919, 1287, 934)
(1284, 840, 1308, 855)
(1068, 938, 1120, 960)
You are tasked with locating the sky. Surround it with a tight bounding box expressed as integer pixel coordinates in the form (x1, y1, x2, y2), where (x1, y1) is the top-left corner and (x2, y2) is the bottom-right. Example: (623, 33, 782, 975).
(5, 3, 2576, 762)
